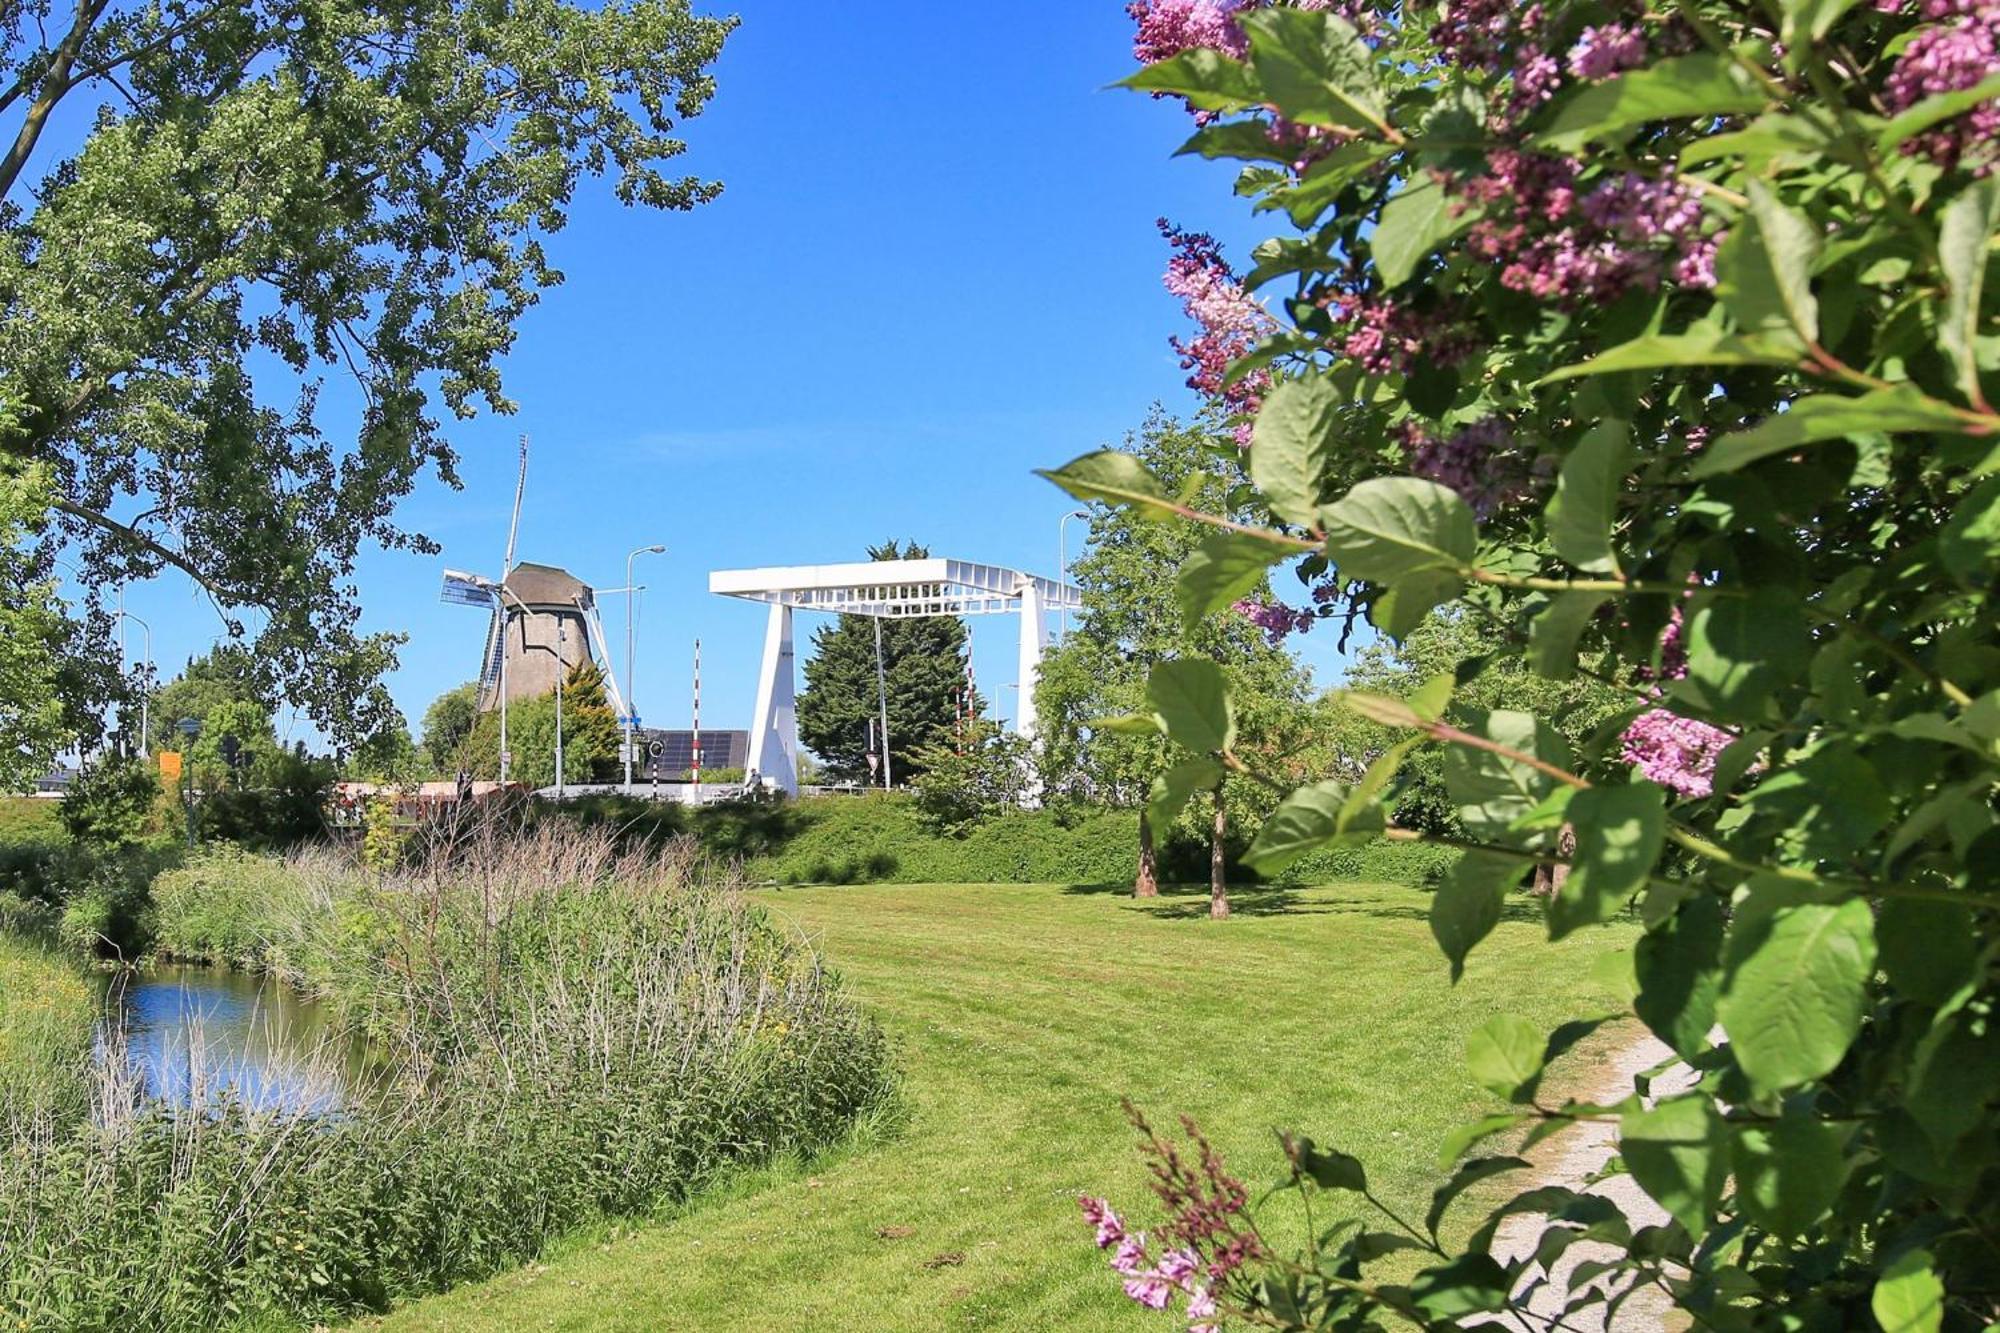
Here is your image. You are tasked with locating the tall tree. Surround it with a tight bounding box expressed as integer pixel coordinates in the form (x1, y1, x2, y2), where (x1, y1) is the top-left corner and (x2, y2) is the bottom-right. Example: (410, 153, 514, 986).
(147, 643, 268, 753)
(0, 0, 734, 746)
(796, 541, 980, 785)
(461, 659, 618, 786)
(419, 681, 481, 774)
(1035, 408, 1320, 904)
(0, 460, 69, 789)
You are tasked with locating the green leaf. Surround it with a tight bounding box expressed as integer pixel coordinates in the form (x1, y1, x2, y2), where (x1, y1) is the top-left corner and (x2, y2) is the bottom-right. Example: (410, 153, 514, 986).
(1243, 780, 1349, 873)
(1408, 672, 1455, 723)
(1375, 569, 1463, 638)
(1679, 112, 1832, 168)
(1717, 899, 1878, 1096)
(1431, 850, 1518, 983)
(1322, 477, 1477, 583)
(1177, 530, 1296, 624)
(1339, 689, 1429, 729)
(1146, 659, 1236, 754)
(1938, 476, 2000, 587)
(1148, 756, 1223, 835)
(1528, 591, 1610, 681)
(1733, 1115, 1846, 1238)
(1175, 120, 1302, 165)
(1634, 894, 1725, 1061)
(1538, 330, 1801, 385)
(1091, 711, 1161, 737)
(1688, 386, 1974, 478)
(1373, 173, 1470, 289)
(1938, 179, 2000, 404)
(1292, 1138, 1369, 1191)
(1735, 179, 1821, 344)
(1425, 1156, 1531, 1238)
(1409, 1254, 1510, 1319)
(1620, 1095, 1726, 1237)
(1250, 376, 1340, 525)
(1872, 1249, 1945, 1333)
(1877, 897, 1979, 1006)
(1906, 1005, 2000, 1153)
(1540, 53, 1766, 149)
(1037, 451, 1178, 519)
(1345, 736, 1419, 829)
(1116, 48, 1261, 112)
(1442, 708, 1574, 841)
(1438, 1112, 1530, 1168)
(1547, 782, 1666, 940)
(1739, 744, 1893, 859)
(1778, 0, 1862, 71)
(1466, 1014, 1546, 1102)
(1547, 420, 1628, 575)
(1877, 72, 2000, 153)
(1239, 7, 1387, 133)
(1683, 590, 1812, 720)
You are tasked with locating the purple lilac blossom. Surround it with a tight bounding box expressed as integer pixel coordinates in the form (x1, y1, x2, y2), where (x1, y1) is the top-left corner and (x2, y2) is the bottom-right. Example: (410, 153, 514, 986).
(1883, 2, 2000, 174)
(1400, 418, 1539, 518)
(1081, 1196, 1125, 1249)
(1122, 1275, 1177, 1310)
(1127, 0, 1248, 61)
(1567, 23, 1648, 78)
(1233, 597, 1314, 644)
(1112, 1234, 1150, 1276)
(1161, 221, 1276, 434)
(1621, 708, 1735, 798)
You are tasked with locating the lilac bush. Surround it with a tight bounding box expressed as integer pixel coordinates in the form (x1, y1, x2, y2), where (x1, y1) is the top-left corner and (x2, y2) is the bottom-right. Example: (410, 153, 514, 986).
(1048, 0, 2000, 1325)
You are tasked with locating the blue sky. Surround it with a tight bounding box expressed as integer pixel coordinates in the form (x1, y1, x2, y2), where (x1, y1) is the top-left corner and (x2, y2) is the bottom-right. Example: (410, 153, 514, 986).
(107, 0, 1355, 746)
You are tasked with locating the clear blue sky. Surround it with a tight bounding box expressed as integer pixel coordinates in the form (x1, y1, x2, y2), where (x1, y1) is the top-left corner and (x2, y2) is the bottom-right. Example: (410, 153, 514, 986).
(109, 0, 1354, 747)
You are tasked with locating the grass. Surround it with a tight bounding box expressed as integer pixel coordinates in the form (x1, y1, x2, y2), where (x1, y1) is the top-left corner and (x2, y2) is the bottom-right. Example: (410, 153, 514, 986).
(372, 878, 1634, 1332)
(0, 930, 95, 1122)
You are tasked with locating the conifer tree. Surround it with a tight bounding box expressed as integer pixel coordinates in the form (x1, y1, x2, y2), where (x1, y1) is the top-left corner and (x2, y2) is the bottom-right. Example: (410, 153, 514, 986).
(797, 541, 981, 784)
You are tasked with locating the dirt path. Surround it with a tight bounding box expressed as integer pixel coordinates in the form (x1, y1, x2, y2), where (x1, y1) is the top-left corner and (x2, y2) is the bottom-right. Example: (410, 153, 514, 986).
(1477, 1025, 1693, 1332)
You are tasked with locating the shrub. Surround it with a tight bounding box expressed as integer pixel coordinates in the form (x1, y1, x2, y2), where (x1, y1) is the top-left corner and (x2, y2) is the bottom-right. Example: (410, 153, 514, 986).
(0, 827, 894, 1330)
(1065, 0, 2000, 1327)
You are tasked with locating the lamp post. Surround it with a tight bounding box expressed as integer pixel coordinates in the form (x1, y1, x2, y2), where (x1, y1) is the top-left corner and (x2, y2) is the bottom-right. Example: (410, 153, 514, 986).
(624, 543, 667, 793)
(555, 618, 566, 798)
(1058, 509, 1089, 640)
(116, 611, 152, 753)
(176, 716, 201, 847)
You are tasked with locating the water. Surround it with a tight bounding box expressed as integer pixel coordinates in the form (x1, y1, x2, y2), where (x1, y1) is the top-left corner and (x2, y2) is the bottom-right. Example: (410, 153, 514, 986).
(99, 966, 369, 1113)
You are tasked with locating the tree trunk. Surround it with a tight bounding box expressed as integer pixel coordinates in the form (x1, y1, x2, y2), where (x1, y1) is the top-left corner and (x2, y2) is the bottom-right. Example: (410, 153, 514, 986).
(1531, 823, 1577, 897)
(1210, 779, 1229, 920)
(1135, 811, 1159, 898)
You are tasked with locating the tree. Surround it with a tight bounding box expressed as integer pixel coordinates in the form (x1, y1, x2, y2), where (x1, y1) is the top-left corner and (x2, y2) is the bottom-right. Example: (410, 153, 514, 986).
(348, 710, 423, 785)
(461, 660, 618, 787)
(0, 0, 735, 745)
(0, 460, 69, 790)
(419, 682, 481, 774)
(797, 541, 981, 784)
(1068, 2, 2000, 1327)
(148, 644, 267, 754)
(907, 720, 1034, 835)
(1034, 408, 1320, 903)
(184, 698, 279, 793)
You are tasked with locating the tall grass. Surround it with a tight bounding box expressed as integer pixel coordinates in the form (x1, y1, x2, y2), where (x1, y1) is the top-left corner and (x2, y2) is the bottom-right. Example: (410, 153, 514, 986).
(0, 923, 95, 1127)
(0, 825, 896, 1331)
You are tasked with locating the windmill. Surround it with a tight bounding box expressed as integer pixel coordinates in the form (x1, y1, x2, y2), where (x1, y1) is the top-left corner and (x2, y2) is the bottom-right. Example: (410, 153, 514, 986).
(441, 435, 530, 784)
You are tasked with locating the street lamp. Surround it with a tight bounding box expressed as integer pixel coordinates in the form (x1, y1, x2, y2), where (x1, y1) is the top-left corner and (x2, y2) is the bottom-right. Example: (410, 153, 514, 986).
(624, 544, 667, 793)
(115, 610, 153, 753)
(1058, 509, 1089, 640)
(176, 716, 201, 847)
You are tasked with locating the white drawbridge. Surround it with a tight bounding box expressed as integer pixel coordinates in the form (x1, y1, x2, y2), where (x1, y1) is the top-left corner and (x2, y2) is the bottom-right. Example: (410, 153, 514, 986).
(709, 558, 1082, 795)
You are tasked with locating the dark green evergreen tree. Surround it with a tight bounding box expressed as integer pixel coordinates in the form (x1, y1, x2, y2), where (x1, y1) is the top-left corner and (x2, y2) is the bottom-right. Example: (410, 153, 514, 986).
(797, 542, 981, 785)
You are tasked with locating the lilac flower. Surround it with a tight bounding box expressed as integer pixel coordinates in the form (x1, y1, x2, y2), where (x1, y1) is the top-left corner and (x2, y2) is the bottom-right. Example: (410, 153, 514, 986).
(1081, 1196, 1126, 1249)
(1567, 23, 1648, 79)
(1330, 285, 1476, 375)
(1883, 5, 2000, 174)
(1233, 597, 1314, 644)
(1188, 1284, 1219, 1319)
(1621, 708, 1735, 798)
(1161, 221, 1276, 426)
(1127, 0, 1248, 62)
(1400, 418, 1540, 518)
(1123, 1275, 1177, 1310)
(1112, 1234, 1150, 1276)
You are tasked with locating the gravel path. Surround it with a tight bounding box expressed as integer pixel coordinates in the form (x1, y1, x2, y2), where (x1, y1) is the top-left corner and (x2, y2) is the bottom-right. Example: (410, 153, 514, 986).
(1473, 1026, 1695, 1332)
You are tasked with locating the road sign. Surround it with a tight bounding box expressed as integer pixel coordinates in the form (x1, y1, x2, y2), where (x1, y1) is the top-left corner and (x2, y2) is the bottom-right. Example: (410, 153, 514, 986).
(157, 752, 182, 782)
(500, 750, 514, 767)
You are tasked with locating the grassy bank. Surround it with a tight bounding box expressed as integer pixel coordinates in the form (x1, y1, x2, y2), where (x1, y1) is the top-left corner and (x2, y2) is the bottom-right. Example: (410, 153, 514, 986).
(0, 831, 894, 1331)
(377, 877, 1632, 1332)
(0, 929, 94, 1125)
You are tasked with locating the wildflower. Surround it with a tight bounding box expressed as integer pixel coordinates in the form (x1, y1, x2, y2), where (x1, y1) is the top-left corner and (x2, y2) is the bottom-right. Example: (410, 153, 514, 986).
(1123, 1274, 1177, 1310)
(1080, 1196, 1126, 1249)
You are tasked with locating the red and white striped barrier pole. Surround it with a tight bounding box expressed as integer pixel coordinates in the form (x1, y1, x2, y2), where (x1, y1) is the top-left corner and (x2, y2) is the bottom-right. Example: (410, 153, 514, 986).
(692, 638, 702, 801)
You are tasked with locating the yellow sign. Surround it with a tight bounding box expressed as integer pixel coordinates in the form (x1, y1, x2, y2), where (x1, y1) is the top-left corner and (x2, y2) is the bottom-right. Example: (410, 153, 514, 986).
(157, 751, 183, 783)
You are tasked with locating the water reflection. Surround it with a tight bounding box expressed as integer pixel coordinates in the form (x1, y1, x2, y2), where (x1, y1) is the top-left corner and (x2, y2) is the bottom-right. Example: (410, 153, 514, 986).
(99, 966, 369, 1114)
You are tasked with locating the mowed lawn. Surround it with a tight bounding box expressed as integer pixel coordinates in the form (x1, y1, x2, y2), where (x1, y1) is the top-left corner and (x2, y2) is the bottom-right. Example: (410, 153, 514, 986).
(373, 879, 1633, 1332)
